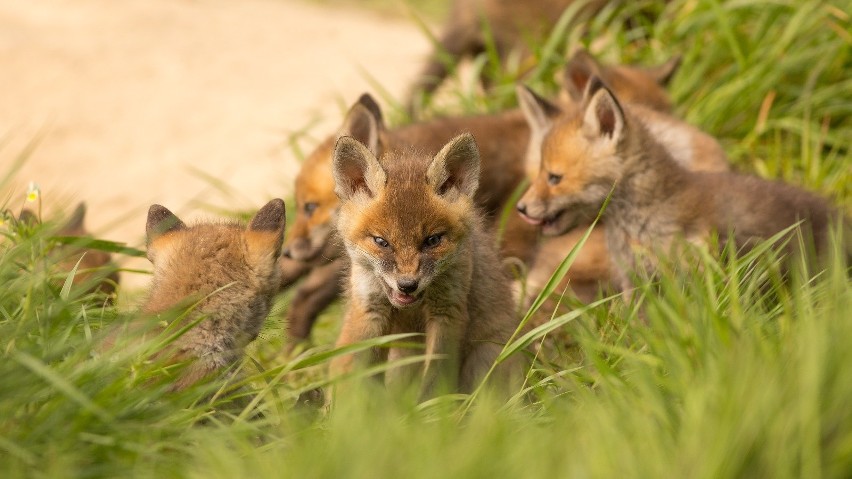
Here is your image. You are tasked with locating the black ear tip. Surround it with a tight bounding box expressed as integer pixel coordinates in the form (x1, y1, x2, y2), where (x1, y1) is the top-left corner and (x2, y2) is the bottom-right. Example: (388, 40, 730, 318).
(357, 93, 383, 122)
(146, 204, 185, 238)
(587, 75, 606, 95)
(250, 198, 286, 232)
(567, 48, 594, 64)
(147, 204, 171, 222)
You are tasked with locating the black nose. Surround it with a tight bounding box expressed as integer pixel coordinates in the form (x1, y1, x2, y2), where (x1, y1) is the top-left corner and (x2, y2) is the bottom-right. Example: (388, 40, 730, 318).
(397, 278, 419, 294)
(517, 203, 527, 215)
(282, 245, 292, 258)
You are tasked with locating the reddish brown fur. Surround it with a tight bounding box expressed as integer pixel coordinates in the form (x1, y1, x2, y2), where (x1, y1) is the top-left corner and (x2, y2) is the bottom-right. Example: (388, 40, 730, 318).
(283, 60, 687, 345)
(561, 49, 681, 113)
(20, 203, 119, 301)
(521, 78, 843, 292)
(331, 134, 522, 398)
(408, 0, 608, 111)
(109, 200, 286, 391)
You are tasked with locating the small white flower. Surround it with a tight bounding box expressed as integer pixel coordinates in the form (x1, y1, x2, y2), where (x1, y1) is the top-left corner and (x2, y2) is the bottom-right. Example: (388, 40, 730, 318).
(26, 182, 40, 203)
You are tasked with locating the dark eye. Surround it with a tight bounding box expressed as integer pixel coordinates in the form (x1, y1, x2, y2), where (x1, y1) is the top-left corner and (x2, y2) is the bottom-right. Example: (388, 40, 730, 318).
(547, 173, 562, 185)
(422, 233, 443, 249)
(373, 236, 390, 248)
(303, 202, 318, 216)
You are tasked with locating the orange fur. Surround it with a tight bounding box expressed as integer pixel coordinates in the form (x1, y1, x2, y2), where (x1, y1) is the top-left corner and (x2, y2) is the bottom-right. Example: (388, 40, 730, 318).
(331, 134, 523, 398)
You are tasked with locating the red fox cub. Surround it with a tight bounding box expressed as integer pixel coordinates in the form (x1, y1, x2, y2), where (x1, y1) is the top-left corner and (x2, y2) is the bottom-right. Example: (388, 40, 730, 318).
(282, 55, 683, 344)
(330, 133, 522, 397)
(19, 202, 119, 300)
(515, 75, 730, 301)
(517, 77, 844, 292)
(130, 199, 286, 390)
(408, 0, 608, 111)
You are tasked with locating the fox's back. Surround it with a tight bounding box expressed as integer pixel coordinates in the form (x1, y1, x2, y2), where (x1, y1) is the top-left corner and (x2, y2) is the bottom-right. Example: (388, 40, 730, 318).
(689, 172, 838, 254)
(392, 110, 529, 216)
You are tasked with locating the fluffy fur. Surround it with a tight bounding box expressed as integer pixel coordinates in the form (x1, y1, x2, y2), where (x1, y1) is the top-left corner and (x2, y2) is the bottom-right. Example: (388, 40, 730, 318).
(331, 133, 522, 397)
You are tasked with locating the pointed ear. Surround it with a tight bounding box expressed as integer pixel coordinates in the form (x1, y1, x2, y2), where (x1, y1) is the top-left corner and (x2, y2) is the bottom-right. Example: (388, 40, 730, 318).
(581, 77, 626, 143)
(516, 84, 561, 134)
(59, 202, 87, 234)
(332, 136, 387, 201)
(646, 55, 681, 87)
(338, 94, 385, 157)
(426, 133, 480, 200)
(146, 204, 186, 262)
(17, 209, 39, 226)
(245, 198, 286, 260)
(563, 49, 601, 102)
(356, 93, 384, 129)
(146, 205, 186, 245)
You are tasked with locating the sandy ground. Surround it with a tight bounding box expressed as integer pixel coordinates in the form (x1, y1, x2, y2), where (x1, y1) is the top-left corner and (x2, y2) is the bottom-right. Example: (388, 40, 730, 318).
(0, 0, 431, 291)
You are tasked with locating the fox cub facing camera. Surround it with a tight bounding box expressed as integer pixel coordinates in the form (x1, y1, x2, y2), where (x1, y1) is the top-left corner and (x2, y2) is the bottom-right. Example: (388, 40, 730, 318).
(330, 133, 522, 397)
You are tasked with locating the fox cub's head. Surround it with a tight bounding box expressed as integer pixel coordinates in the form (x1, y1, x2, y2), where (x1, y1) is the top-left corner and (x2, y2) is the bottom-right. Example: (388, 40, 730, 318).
(284, 94, 385, 262)
(333, 133, 480, 308)
(145, 199, 286, 312)
(517, 77, 631, 236)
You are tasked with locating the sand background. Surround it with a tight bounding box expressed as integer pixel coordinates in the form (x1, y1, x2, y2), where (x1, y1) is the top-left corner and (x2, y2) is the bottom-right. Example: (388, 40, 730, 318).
(0, 0, 433, 291)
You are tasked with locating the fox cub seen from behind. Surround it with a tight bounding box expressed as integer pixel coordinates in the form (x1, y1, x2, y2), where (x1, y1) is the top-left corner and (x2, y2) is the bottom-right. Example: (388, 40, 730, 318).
(131, 199, 286, 391)
(518, 76, 844, 291)
(331, 133, 521, 397)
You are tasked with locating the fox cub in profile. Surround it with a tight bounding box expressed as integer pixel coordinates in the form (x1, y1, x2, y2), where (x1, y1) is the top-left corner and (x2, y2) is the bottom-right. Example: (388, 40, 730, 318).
(330, 133, 521, 397)
(517, 77, 844, 291)
(122, 199, 286, 391)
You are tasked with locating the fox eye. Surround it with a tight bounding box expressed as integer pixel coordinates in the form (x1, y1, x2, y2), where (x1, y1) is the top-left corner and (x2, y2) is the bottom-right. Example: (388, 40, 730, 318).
(422, 233, 443, 249)
(303, 202, 318, 217)
(373, 236, 390, 248)
(547, 173, 562, 185)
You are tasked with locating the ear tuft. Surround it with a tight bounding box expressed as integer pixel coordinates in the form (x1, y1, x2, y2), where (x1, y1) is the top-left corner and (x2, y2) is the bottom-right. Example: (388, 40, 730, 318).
(427, 133, 480, 199)
(332, 136, 387, 200)
(563, 49, 600, 102)
(146, 204, 186, 245)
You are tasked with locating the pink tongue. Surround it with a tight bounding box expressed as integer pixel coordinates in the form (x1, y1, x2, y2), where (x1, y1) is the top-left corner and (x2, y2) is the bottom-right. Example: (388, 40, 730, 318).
(518, 213, 543, 226)
(392, 291, 416, 305)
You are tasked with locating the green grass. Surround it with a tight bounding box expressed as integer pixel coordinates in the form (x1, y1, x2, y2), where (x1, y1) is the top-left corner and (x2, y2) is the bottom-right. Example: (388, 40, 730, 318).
(2, 0, 851, 477)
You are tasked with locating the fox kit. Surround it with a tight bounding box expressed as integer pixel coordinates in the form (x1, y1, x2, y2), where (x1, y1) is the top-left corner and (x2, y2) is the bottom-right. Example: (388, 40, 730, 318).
(408, 0, 607, 111)
(19, 202, 119, 300)
(516, 64, 730, 302)
(133, 199, 286, 390)
(282, 58, 684, 344)
(518, 77, 842, 291)
(330, 133, 521, 397)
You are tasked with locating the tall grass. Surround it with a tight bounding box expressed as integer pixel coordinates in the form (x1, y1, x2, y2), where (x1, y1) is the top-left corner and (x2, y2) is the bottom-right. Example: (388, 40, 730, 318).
(1, 0, 851, 477)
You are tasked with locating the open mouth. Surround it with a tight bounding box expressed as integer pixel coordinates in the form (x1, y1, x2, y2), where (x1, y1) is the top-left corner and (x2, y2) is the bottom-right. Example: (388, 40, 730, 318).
(519, 209, 565, 229)
(386, 287, 422, 307)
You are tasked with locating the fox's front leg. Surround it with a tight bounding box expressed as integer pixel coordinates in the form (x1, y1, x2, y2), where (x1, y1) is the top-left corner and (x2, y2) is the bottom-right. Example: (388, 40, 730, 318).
(285, 259, 345, 348)
(420, 310, 466, 399)
(278, 256, 311, 290)
(329, 305, 387, 379)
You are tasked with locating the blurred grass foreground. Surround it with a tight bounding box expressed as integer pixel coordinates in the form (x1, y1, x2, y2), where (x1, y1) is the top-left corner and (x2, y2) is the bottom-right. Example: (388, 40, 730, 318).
(1, 0, 851, 477)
